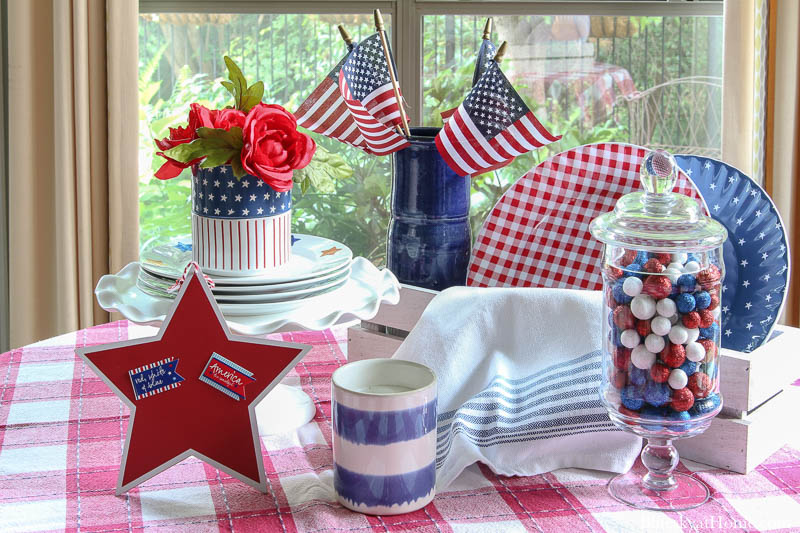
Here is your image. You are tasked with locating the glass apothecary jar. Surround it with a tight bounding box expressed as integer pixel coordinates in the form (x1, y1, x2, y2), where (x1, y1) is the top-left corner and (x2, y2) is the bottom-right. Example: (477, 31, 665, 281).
(589, 150, 728, 510)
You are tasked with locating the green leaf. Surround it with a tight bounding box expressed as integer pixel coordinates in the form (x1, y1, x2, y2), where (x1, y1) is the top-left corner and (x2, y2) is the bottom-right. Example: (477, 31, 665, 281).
(200, 148, 239, 168)
(223, 56, 248, 110)
(220, 80, 235, 97)
(241, 81, 264, 113)
(162, 141, 206, 163)
(196, 126, 244, 149)
(230, 157, 246, 178)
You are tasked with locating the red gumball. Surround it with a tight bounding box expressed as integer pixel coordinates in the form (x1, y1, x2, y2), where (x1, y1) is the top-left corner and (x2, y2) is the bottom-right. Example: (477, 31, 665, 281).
(605, 266, 624, 281)
(642, 275, 672, 300)
(682, 311, 701, 329)
(650, 363, 670, 383)
(622, 249, 638, 265)
(606, 288, 618, 309)
(613, 306, 636, 330)
(698, 339, 717, 361)
(613, 347, 632, 370)
(644, 258, 666, 273)
(688, 372, 712, 398)
(611, 369, 627, 389)
(698, 309, 715, 328)
(697, 265, 722, 289)
(654, 252, 672, 265)
(671, 388, 695, 412)
(662, 344, 686, 368)
(636, 319, 651, 337)
(619, 406, 640, 420)
(708, 293, 720, 310)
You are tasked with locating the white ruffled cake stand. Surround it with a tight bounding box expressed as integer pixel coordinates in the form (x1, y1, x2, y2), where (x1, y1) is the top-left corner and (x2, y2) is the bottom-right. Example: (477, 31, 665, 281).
(95, 257, 400, 433)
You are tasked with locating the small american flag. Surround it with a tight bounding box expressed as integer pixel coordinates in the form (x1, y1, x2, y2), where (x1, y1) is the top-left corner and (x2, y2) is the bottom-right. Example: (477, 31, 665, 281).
(435, 61, 560, 177)
(441, 37, 498, 122)
(294, 55, 366, 150)
(339, 33, 410, 155)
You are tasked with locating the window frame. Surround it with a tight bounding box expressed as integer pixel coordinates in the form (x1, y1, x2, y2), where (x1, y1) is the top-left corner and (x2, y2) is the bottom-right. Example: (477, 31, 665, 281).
(139, 0, 724, 124)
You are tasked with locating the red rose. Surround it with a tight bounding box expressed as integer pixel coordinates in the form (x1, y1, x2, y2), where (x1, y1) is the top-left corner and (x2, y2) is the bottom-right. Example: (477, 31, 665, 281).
(240, 103, 315, 191)
(214, 108, 246, 131)
(153, 125, 200, 180)
(188, 103, 215, 136)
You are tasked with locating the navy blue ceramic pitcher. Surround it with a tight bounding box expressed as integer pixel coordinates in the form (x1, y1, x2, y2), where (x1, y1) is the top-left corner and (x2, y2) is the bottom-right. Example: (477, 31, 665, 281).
(387, 127, 471, 290)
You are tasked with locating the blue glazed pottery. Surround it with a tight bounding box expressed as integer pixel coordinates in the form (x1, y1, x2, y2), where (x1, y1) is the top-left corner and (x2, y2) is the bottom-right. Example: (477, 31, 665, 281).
(388, 127, 471, 290)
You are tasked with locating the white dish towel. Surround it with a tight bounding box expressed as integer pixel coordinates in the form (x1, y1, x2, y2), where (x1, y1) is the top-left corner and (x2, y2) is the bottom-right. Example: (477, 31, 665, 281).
(391, 286, 642, 489)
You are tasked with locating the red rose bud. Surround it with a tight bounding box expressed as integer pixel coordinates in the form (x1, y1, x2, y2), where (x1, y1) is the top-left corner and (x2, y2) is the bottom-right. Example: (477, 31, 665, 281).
(708, 293, 720, 310)
(698, 309, 715, 328)
(671, 388, 695, 412)
(697, 265, 722, 289)
(644, 258, 666, 273)
(613, 306, 636, 330)
(662, 344, 686, 368)
(655, 252, 672, 265)
(682, 311, 701, 329)
(636, 319, 651, 337)
(213, 108, 246, 131)
(698, 339, 717, 361)
(650, 363, 670, 383)
(642, 275, 672, 300)
(612, 369, 627, 389)
(622, 250, 638, 265)
(688, 372, 712, 398)
(613, 347, 632, 370)
(241, 103, 316, 191)
(154, 124, 202, 180)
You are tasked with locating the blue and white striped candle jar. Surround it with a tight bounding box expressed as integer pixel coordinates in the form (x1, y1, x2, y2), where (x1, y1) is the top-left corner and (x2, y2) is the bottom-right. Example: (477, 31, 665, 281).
(191, 166, 292, 276)
(331, 359, 437, 515)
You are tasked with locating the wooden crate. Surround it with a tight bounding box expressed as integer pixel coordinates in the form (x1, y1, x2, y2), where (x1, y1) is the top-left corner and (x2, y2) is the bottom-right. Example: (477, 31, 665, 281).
(348, 285, 800, 472)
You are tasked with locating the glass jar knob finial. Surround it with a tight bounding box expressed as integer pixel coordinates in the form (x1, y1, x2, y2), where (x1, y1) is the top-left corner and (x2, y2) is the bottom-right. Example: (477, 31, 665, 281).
(641, 149, 678, 195)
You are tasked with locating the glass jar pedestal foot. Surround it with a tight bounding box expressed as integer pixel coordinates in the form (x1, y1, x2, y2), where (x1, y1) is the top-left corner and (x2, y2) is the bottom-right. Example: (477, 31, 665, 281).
(608, 438, 710, 511)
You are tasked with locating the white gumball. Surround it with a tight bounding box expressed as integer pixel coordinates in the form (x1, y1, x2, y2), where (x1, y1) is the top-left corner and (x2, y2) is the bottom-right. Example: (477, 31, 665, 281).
(664, 267, 682, 283)
(622, 276, 643, 297)
(686, 327, 700, 344)
(620, 329, 641, 349)
(668, 325, 689, 345)
(671, 252, 688, 264)
(651, 316, 672, 336)
(630, 295, 656, 320)
(668, 369, 689, 390)
(631, 345, 656, 369)
(686, 341, 705, 362)
(656, 298, 677, 317)
(644, 333, 665, 353)
(684, 261, 701, 273)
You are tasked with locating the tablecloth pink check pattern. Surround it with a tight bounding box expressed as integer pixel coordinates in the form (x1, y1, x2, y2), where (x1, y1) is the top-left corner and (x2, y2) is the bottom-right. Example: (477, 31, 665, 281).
(2, 320, 800, 532)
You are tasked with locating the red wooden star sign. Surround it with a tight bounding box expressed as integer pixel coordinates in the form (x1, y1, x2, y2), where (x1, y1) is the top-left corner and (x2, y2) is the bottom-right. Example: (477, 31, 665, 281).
(77, 265, 310, 494)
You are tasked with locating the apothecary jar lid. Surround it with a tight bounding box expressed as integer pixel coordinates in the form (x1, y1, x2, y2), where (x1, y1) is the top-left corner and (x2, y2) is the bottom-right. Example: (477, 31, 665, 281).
(589, 150, 727, 251)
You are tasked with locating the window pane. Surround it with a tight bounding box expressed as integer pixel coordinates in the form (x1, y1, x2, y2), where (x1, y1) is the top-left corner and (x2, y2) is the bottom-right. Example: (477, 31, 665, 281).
(422, 15, 723, 234)
(139, 13, 392, 264)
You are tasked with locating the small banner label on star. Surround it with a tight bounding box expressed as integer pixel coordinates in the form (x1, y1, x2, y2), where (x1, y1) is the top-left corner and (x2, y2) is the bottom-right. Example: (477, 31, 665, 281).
(199, 352, 256, 401)
(129, 357, 185, 401)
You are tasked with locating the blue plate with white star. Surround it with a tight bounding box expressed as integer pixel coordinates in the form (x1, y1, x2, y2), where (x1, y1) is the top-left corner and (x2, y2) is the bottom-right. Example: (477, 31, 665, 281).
(676, 155, 790, 353)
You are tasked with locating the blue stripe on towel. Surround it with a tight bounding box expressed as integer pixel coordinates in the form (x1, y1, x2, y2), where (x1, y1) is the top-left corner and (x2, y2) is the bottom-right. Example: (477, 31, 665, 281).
(334, 399, 437, 445)
(334, 461, 435, 508)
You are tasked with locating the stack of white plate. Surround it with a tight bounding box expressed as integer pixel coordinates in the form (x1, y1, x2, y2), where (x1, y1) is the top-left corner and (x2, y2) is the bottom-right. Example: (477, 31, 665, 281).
(137, 234, 354, 315)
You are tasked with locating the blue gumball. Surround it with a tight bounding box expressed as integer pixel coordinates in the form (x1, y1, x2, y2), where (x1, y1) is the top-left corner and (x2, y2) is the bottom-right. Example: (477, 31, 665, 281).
(623, 263, 645, 278)
(644, 381, 671, 407)
(612, 279, 633, 304)
(687, 253, 700, 264)
(676, 293, 696, 313)
(635, 251, 649, 264)
(694, 291, 711, 310)
(629, 366, 648, 386)
(690, 393, 721, 417)
(677, 274, 697, 292)
(667, 410, 692, 431)
(699, 323, 719, 340)
(679, 359, 698, 376)
(622, 385, 645, 410)
(610, 326, 624, 347)
(640, 406, 668, 430)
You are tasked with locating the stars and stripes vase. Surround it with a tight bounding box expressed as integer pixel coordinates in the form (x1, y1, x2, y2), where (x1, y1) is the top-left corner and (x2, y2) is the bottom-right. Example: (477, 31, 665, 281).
(387, 127, 471, 291)
(191, 166, 292, 276)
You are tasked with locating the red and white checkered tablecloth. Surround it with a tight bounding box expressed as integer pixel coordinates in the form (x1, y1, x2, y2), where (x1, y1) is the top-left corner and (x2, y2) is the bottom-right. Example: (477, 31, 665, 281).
(2, 320, 800, 532)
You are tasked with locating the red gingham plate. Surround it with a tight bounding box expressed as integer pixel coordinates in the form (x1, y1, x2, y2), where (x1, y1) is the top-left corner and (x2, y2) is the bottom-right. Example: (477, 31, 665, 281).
(468, 143, 708, 289)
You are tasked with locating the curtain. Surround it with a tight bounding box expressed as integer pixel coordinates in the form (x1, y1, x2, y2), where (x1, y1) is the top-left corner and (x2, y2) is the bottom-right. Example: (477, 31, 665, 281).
(765, 0, 800, 327)
(7, 0, 139, 348)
